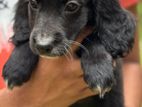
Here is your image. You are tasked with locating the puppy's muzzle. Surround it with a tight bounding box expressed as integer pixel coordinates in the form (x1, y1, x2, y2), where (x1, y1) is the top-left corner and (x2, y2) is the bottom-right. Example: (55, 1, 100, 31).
(36, 43, 53, 54)
(32, 35, 54, 54)
(30, 31, 67, 57)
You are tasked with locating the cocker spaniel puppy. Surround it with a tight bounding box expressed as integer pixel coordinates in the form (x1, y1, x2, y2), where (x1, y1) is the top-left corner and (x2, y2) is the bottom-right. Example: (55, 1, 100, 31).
(3, 0, 135, 107)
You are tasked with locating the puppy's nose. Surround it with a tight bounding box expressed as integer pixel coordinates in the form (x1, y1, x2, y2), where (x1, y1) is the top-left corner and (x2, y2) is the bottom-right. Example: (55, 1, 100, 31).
(36, 44, 53, 53)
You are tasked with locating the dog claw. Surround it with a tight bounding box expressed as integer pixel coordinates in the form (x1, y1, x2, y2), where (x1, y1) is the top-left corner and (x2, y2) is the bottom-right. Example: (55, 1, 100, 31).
(92, 85, 112, 98)
(5, 79, 8, 87)
(8, 84, 14, 90)
(4, 79, 14, 90)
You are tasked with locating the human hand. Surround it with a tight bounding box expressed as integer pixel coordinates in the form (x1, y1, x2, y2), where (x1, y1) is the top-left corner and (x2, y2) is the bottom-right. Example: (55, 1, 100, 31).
(0, 27, 97, 107)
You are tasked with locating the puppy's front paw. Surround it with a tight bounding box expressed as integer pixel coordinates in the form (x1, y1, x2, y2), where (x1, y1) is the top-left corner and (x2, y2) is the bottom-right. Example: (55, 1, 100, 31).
(81, 56, 115, 98)
(2, 44, 38, 90)
(2, 62, 32, 90)
(83, 67, 115, 98)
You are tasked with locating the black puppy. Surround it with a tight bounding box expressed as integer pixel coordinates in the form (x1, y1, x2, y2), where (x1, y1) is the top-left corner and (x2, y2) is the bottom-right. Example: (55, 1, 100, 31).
(3, 0, 135, 107)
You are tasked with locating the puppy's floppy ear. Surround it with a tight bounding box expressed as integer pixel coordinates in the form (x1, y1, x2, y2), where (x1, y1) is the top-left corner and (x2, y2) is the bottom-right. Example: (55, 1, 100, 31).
(11, 0, 31, 46)
(92, 0, 136, 58)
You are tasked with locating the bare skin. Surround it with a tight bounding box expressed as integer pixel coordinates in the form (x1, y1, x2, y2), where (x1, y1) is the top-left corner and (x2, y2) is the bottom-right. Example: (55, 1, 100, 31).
(0, 27, 142, 107)
(0, 57, 96, 107)
(123, 63, 142, 107)
(0, 27, 96, 107)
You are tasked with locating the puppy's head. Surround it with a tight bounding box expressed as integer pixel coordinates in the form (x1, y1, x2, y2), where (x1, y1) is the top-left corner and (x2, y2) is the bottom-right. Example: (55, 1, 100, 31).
(29, 0, 135, 58)
(29, 0, 91, 57)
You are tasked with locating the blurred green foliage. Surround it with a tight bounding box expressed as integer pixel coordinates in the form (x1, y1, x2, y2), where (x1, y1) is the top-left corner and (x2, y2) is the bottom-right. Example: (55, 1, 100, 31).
(138, 2, 142, 64)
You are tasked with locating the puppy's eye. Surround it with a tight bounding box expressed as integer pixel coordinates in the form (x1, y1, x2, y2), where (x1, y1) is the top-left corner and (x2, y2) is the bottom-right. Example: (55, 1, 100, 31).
(64, 1, 81, 14)
(29, 0, 38, 10)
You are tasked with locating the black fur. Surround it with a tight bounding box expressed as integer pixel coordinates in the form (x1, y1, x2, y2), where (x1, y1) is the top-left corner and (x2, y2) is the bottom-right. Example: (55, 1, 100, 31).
(2, 0, 135, 106)
(71, 60, 124, 107)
